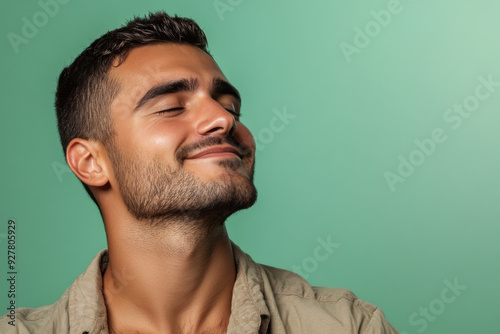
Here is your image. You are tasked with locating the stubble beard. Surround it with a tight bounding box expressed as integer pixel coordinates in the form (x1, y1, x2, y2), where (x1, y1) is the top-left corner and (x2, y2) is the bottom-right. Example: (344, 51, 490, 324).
(106, 137, 257, 228)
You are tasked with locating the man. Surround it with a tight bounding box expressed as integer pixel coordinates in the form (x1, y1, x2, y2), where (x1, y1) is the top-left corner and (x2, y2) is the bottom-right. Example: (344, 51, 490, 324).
(0, 12, 398, 333)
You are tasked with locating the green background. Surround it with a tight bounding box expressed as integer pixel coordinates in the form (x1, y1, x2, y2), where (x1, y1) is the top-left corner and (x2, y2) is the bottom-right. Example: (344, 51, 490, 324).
(1, 0, 499, 332)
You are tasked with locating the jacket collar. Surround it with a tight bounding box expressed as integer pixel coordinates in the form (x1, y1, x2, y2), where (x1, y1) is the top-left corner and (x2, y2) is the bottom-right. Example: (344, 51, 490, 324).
(228, 242, 271, 334)
(65, 242, 270, 334)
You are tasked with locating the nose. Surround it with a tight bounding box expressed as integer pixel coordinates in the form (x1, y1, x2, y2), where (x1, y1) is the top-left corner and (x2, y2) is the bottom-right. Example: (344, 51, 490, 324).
(195, 98, 237, 136)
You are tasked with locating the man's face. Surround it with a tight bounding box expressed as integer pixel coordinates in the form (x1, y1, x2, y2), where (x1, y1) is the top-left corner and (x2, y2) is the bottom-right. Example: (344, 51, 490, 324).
(104, 43, 257, 223)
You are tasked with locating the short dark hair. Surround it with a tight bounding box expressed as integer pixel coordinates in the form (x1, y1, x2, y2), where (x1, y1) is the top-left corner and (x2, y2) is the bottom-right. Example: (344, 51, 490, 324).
(55, 12, 211, 205)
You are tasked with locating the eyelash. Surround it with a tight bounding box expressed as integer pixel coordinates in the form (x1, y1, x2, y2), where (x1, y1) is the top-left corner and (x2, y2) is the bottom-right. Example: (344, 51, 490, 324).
(156, 107, 183, 114)
(156, 107, 241, 119)
(226, 109, 241, 119)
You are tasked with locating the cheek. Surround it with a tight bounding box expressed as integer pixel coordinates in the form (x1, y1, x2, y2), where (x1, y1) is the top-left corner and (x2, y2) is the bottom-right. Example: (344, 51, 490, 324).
(118, 119, 188, 159)
(147, 121, 189, 151)
(236, 123, 256, 150)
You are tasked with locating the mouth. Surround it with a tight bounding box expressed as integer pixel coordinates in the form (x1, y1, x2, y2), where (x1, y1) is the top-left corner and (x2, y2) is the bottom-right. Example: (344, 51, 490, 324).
(187, 145, 243, 160)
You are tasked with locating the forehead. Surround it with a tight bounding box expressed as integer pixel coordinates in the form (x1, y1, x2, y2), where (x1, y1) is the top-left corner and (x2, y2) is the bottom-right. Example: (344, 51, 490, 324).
(108, 43, 226, 109)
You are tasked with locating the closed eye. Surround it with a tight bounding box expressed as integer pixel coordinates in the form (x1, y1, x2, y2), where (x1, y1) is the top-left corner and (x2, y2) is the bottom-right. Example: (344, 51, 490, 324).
(221, 104, 241, 120)
(155, 106, 241, 119)
(156, 107, 184, 114)
(225, 108, 240, 116)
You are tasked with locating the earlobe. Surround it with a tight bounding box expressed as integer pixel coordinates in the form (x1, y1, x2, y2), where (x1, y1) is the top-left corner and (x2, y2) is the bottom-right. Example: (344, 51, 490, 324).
(66, 138, 109, 187)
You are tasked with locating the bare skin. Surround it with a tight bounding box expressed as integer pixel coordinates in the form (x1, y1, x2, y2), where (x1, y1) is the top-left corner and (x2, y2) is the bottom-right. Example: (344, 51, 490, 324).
(66, 44, 256, 333)
(102, 218, 235, 334)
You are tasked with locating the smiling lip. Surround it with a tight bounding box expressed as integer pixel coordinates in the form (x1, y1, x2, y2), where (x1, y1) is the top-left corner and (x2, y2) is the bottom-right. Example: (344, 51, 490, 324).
(187, 145, 243, 159)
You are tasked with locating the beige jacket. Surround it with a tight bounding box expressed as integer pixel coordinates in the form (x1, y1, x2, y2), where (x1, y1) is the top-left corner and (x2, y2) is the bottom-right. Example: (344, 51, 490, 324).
(0, 242, 398, 333)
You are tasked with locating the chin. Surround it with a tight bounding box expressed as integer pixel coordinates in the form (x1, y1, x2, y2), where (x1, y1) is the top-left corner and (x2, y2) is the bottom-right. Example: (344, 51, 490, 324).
(193, 158, 253, 181)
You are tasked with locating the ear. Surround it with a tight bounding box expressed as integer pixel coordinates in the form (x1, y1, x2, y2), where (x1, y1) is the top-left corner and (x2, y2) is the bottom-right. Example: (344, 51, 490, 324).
(66, 138, 109, 187)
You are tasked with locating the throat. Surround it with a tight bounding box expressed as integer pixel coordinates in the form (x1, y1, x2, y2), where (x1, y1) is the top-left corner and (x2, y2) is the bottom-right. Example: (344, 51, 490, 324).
(102, 223, 236, 334)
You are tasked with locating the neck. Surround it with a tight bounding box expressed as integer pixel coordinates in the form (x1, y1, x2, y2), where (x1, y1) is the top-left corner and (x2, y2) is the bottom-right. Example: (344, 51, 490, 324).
(102, 215, 236, 334)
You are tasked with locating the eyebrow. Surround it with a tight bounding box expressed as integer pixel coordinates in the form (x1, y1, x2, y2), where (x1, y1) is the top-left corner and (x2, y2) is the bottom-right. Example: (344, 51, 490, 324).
(133, 77, 241, 112)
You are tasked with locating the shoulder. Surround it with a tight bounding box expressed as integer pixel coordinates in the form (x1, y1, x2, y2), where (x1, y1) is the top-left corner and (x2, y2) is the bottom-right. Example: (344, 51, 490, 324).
(0, 249, 107, 334)
(258, 264, 398, 333)
(0, 299, 68, 334)
(259, 263, 370, 307)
